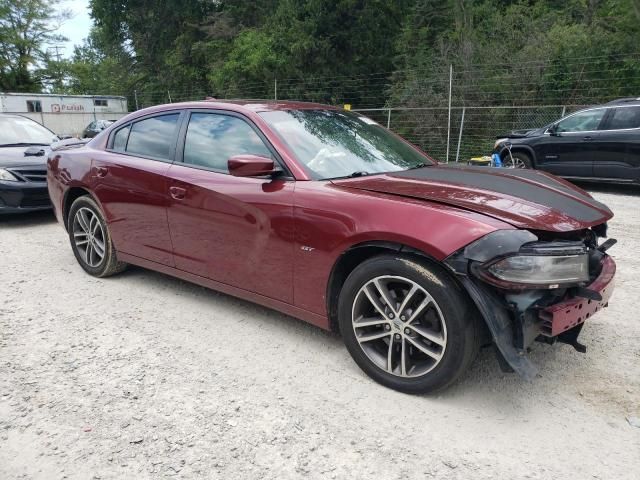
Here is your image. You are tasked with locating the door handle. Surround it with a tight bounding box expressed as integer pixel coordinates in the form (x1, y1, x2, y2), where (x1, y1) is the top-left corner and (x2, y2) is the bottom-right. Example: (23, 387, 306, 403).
(95, 166, 108, 177)
(169, 186, 187, 200)
(583, 136, 593, 141)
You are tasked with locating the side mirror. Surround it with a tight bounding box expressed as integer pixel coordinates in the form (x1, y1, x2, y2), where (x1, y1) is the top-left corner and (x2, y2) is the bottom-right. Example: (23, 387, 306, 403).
(228, 154, 276, 177)
(548, 124, 559, 136)
(58, 134, 74, 140)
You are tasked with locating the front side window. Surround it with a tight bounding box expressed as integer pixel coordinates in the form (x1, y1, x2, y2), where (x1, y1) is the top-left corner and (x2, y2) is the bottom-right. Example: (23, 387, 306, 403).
(259, 110, 433, 179)
(555, 109, 606, 133)
(606, 106, 640, 130)
(183, 113, 272, 173)
(126, 114, 180, 160)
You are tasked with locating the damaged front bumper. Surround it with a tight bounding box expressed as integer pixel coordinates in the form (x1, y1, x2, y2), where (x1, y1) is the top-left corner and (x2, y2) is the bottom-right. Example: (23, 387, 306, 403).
(540, 255, 615, 338)
(446, 229, 616, 380)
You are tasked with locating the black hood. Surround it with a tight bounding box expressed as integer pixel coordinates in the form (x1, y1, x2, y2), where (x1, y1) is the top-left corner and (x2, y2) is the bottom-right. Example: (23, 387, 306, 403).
(0, 145, 51, 168)
(496, 127, 546, 139)
(333, 164, 613, 232)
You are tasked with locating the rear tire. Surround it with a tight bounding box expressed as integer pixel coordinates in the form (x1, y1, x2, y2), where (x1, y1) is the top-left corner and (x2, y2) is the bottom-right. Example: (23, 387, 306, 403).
(338, 254, 481, 394)
(67, 195, 127, 277)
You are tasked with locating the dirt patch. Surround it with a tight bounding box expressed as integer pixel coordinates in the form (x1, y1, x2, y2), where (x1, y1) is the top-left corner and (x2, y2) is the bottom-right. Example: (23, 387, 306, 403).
(1, 187, 639, 479)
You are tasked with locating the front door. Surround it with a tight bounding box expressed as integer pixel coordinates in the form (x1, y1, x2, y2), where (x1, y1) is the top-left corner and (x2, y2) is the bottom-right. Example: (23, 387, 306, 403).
(534, 107, 607, 177)
(166, 111, 295, 303)
(91, 112, 183, 266)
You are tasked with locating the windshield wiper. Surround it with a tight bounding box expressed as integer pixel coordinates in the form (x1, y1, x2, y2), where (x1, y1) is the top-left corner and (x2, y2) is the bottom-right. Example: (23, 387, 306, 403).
(405, 162, 430, 170)
(323, 171, 373, 181)
(0, 142, 50, 147)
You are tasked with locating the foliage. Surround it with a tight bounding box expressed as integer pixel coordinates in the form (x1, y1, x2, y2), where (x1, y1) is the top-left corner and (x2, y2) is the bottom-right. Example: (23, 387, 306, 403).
(2, 0, 640, 111)
(0, 0, 69, 92)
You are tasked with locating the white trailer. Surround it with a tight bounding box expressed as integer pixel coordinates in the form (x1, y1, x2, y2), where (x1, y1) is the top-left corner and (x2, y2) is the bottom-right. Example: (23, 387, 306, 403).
(0, 93, 129, 137)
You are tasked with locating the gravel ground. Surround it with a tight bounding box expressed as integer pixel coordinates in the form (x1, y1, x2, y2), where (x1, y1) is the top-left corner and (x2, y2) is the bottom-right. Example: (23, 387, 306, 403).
(1, 184, 639, 480)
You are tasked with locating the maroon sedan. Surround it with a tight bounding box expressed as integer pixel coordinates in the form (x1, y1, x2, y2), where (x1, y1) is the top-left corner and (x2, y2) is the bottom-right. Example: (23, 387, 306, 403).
(47, 101, 616, 393)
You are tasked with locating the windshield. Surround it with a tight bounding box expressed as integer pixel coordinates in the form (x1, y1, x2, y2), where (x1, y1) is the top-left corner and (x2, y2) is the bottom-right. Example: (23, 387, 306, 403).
(0, 116, 58, 146)
(259, 110, 433, 179)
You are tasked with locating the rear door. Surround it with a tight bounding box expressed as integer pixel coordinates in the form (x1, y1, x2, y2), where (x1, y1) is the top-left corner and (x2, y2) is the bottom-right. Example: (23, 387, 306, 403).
(165, 110, 295, 303)
(534, 107, 607, 177)
(91, 111, 184, 266)
(593, 105, 640, 181)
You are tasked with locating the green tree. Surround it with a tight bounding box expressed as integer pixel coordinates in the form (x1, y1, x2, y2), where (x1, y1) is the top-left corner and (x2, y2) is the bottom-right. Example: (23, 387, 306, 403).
(89, 0, 214, 93)
(62, 27, 138, 96)
(0, 0, 69, 92)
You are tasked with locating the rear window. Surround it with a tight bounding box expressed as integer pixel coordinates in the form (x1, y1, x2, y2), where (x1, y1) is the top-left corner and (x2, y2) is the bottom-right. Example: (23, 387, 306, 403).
(125, 114, 180, 160)
(606, 106, 640, 130)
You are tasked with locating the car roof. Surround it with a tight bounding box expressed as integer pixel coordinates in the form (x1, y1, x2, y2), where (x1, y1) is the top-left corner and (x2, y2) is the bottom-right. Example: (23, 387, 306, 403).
(128, 99, 342, 118)
(603, 97, 640, 106)
(203, 99, 341, 112)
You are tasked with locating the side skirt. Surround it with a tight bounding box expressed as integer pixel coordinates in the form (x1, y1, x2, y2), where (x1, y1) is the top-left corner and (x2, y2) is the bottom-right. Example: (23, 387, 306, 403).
(118, 252, 330, 330)
(560, 175, 636, 184)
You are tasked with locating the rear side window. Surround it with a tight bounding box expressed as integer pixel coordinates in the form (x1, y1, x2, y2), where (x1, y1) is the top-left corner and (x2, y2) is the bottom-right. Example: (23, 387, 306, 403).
(183, 113, 272, 173)
(606, 106, 640, 130)
(112, 125, 130, 151)
(126, 114, 180, 160)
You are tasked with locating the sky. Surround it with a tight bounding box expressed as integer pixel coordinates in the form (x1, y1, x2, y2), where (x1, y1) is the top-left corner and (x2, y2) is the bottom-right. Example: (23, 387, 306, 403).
(55, 0, 93, 58)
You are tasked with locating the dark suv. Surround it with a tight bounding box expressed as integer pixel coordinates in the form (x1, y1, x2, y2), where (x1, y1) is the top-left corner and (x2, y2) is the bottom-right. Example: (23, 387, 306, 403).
(494, 98, 640, 183)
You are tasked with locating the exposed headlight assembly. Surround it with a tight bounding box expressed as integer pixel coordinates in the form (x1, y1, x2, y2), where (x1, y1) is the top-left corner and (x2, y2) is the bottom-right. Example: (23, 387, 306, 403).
(449, 230, 593, 290)
(0, 168, 19, 181)
(484, 253, 588, 287)
(477, 242, 589, 289)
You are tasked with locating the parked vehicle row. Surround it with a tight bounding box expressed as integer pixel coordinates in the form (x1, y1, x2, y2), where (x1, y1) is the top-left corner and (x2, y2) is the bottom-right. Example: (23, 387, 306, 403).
(44, 100, 617, 393)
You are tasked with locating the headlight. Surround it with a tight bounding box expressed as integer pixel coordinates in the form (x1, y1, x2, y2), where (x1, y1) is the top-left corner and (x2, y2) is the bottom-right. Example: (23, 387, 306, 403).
(485, 254, 589, 287)
(0, 168, 19, 181)
(451, 230, 593, 290)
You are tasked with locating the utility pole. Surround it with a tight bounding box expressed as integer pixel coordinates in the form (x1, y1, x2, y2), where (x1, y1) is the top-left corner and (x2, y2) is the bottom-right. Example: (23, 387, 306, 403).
(47, 46, 65, 92)
(48, 45, 64, 62)
(446, 64, 453, 163)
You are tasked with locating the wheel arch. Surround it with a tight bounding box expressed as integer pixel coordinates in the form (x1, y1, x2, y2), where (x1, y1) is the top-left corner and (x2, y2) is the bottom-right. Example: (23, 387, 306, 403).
(326, 241, 444, 333)
(62, 186, 98, 231)
(500, 144, 537, 167)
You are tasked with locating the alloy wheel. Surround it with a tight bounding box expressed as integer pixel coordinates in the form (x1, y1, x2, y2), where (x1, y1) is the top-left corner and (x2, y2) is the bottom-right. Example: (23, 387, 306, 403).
(351, 275, 447, 377)
(503, 156, 527, 168)
(72, 207, 106, 268)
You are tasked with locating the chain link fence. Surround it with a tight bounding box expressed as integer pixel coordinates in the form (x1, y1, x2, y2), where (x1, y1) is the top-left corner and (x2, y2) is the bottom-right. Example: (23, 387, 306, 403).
(73, 54, 640, 161)
(124, 88, 593, 163)
(354, 104, 585, 162)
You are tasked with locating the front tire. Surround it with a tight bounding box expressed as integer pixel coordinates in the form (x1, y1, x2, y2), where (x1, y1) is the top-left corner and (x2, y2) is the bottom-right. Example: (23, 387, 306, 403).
(67, 195, 127, 277)
(503, 150, 532, 169)
(338, 254, 480, 393)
